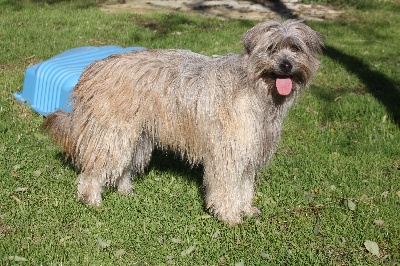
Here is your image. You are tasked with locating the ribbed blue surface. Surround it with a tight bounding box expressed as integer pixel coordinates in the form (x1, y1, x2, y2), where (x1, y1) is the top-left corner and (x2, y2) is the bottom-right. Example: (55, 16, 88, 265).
(14, 46, 146, 116)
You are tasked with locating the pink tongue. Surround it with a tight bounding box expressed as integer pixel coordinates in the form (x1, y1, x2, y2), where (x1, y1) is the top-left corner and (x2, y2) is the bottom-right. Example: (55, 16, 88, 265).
(276, 78, 293, 96)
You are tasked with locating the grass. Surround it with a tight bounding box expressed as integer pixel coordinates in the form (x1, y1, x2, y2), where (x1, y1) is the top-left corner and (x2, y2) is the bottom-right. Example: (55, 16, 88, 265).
(0, 0, 399, 265)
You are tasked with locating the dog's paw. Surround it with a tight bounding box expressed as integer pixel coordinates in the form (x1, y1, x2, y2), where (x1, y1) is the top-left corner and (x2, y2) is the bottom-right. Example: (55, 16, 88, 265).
(116, 176, 133, 196)
(209, 208, 242, 226)
(220, 215, 243, 227)
(117, 186, 134, 196)
(78, 193, 102, 207)
(243, 206, 261, 218)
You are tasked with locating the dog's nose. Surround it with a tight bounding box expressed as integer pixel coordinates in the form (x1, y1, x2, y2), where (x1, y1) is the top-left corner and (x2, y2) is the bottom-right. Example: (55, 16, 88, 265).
(279, 60, 292, 73)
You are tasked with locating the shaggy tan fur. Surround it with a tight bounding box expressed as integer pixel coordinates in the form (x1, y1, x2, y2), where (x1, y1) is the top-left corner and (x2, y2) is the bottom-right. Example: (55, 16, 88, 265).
(43, 20, 323, 225)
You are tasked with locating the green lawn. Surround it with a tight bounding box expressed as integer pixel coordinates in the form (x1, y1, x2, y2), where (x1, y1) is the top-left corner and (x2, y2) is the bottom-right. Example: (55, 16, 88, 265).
(0, 0, 399, 265)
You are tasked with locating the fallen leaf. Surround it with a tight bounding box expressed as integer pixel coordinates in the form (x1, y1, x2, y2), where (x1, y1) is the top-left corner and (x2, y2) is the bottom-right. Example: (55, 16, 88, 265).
(260, 252, 270, 259)
(34, 132, 47, 140)
(364, 240, 380, 257)
(197, 214, 212, 219)
(381, 115, 387, 123)
(171, 238, 181, 244)
(235, 262, 244, 266)
(265, 196, 276, 205)
(344, 199, 356, 211)
(14, 187, 28, 193)
(213, 229, 221, 239)
(60, 235, 72, 243)
(313, 226, 321, 236)
(373, 219, 384, 226)
(181, 246, 196, 256)
(115, 249, 126, 257)
(11, 196, 21, 203)
(97, 238, 111, 249)
(7, 256, 28, 262)
(381, 191, 389, 198)
(396, 191, 400, 197)
(304, 191, 312, 202)
(23, 54, 36, 60)
(33, 170, 41, 177)
(219, 255, 227, 262)
(359, 194, 368, 201)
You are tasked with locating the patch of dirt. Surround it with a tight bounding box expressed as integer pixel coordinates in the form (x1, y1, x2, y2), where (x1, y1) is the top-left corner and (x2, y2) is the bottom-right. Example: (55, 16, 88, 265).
(100, 0, 344, 21)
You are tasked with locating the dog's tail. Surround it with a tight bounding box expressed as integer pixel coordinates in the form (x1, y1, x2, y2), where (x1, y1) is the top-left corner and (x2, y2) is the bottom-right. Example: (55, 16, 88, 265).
(42, 110, 75, 157)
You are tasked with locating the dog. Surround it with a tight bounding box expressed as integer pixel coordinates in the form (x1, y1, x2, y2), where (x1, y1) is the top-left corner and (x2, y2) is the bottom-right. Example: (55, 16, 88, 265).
(43, 19, 323, 225)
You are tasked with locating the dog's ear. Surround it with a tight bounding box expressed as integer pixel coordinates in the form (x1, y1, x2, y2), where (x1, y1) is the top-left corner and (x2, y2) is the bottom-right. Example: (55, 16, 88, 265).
(242, 20, 281, 54)
(285, 20, 324, 55)
(307, 29, 324, 55)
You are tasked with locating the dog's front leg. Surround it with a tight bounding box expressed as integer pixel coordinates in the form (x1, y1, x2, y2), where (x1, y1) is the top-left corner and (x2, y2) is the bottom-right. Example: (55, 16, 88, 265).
(238, 164, 261, 218)
(203, 155, 247, 226)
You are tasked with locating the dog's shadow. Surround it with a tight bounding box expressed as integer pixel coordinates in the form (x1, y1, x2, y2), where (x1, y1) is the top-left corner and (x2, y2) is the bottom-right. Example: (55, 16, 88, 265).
(55, 148, 204, 196)
(146, 149, 204, 188)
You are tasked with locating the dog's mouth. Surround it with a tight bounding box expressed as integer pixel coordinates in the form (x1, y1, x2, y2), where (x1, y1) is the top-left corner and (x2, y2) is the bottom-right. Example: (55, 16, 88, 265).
(275, 75, 293, 96)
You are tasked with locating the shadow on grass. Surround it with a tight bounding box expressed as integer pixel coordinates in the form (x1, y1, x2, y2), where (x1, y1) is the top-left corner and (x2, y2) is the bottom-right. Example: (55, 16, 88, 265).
(253, 0, 299, 19)
(1, 0, 101, 10)
(55, 148, 204, 193)
(130, 14, 203, 37)
(190, 0, 299, 19)
(324, 45, 400, 126)
(130, 12, 255, 43)
(147, 149, 204, 187)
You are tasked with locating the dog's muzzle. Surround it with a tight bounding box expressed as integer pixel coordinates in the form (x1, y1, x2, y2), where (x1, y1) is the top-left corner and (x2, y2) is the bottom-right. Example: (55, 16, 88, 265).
(274, 59, 294, 96)
(279, 59, 293, 74)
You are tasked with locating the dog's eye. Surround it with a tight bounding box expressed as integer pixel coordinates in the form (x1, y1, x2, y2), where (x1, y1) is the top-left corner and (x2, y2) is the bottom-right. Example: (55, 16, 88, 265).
(266, 45, 277, 53)
(290, 45, 301, 52)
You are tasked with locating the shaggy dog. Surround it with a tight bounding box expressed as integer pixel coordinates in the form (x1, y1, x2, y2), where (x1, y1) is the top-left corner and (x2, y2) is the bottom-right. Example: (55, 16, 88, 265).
(43, 19, 323, 225)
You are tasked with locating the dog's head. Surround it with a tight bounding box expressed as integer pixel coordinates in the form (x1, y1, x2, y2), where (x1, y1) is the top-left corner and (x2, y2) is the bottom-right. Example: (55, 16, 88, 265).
(242, 20, 323, 96)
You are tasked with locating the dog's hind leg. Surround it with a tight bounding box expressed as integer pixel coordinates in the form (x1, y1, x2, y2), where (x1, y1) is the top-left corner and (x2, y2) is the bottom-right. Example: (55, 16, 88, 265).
(77, 128, 148, 205)
(116, 166, 134, 195)
(78, 159, 135, 205)
(114, 132, 154, 197)
(77, 172, 103, 206)
(116, 131, 154, 196)
(131, 132, 154, 175)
